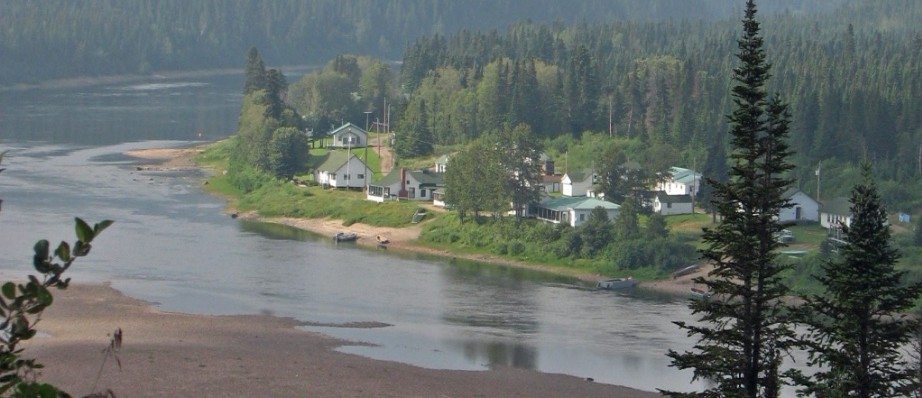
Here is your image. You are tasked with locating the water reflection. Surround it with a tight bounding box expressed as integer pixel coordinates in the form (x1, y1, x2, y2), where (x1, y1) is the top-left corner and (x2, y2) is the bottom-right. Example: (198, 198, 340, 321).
(456, 339, 538, 369)
(441, 260, 541, 335)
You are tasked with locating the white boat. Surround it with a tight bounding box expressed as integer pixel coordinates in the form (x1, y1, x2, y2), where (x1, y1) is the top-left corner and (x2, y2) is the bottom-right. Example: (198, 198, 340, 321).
(672, 264, 701, 279)
(596, 277, 637, 290)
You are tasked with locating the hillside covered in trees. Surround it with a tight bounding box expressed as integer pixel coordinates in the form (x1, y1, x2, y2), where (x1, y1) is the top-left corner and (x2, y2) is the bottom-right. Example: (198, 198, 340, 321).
(1, 0, 845, 85)
(386, 0, 920, 210)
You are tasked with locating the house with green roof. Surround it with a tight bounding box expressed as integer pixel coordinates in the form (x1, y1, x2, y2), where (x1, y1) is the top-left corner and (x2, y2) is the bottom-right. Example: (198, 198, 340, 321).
(655, 167, 701, 196)
(530, 196, 620, 227)
(367, 168, 445, 202)
(327, 122, 368, 148)
(313, 151, 372, 188)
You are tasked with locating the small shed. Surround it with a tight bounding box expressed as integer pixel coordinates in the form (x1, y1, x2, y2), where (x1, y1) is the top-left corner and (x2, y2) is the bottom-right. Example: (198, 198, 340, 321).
(779, 188, 820, 223)
(653, 193, 693, 215)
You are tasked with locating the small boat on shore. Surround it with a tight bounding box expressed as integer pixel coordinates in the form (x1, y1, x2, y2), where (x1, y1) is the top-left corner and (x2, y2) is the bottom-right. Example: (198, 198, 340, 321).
(672, 264, 701, 279)
(333, 232, 358, 243)
(690, 287, 711, 299)
(597, 277, 637, 290)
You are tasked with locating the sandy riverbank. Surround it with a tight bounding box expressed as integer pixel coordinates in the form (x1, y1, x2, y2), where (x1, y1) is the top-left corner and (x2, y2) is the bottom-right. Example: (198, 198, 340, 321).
(126, 145, 708, 294)
(26, 283, 659, 397)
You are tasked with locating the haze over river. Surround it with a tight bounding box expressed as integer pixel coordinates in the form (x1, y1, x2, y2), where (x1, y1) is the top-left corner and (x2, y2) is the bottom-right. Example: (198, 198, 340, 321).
(0, 72, 712, 393)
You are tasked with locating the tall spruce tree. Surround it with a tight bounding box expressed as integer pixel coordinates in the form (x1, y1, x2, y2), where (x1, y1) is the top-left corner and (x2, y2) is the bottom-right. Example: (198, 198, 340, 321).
(243, 47, 268, 95)
(794, 164, 922, 397)
(664, 1, 796, 396)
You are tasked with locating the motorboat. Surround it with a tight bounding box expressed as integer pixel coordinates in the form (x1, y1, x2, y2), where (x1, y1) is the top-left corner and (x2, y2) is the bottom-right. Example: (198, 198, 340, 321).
(597, 277, 637, 290)
(333, 232, 358, 243)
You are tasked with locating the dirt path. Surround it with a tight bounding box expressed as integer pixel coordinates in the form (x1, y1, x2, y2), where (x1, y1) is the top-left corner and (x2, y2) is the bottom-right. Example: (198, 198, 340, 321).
(373, 133, 395, 174)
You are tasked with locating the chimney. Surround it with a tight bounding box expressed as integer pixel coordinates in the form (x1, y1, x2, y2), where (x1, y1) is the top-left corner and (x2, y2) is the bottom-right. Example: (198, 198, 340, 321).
(399, 168, 408, 198)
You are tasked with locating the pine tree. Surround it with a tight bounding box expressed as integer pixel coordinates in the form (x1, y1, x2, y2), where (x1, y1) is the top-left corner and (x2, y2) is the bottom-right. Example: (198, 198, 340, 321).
(243, 47, 268, 95)
(794, 164, 922, 397)
(699, 132, 728, 219)
(664, 1, 796, 396)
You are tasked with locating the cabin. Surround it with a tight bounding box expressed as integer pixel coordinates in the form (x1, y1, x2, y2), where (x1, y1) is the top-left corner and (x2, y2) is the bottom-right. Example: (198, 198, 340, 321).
(314, 151, 372, 189)
(562, 170, 595, 197)
(530, 196, 620, 227)
(820, 197, 852, 230)
(367, 168, 445, 202)
(779, 188, 820, 223)
(652, 192, 693, 215)
(655, 167, 701, 196)
(327, 123, 368, 148)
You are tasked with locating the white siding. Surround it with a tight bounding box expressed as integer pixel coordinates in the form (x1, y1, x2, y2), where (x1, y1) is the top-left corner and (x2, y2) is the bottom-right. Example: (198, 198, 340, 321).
(779, 191, 820, 222)
(653, 199, 693, 215)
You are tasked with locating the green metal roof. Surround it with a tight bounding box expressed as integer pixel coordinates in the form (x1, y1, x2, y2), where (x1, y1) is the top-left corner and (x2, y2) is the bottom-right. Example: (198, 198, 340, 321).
(670, 167, 701, 185)
(315, 151, 365, 172)
(655, 192, 692, 204)
(371, 169, 444, 187)
(822, 196, 851, 216)
(538, 196, 620, 212)
(565, 169, 593, 182)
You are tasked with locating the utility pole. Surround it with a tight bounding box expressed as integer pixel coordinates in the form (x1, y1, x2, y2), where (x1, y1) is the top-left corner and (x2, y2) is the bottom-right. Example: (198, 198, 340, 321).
(815, 161, 822, 202)
(608, 95, 613, 138)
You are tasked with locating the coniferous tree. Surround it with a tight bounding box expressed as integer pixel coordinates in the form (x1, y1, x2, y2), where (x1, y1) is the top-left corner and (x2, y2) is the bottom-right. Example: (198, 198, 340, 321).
(243, 47, 268, 95)
(914, 214, 922, 247)
(664, 1, 796, 396)
(794, 164, 922, 397)
(699, 132, 728, 219)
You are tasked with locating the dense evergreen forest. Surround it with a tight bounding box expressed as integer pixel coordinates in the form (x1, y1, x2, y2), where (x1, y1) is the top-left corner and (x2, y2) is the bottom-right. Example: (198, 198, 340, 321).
(386, 0, 920, 210)
(0, 0, 844, 85)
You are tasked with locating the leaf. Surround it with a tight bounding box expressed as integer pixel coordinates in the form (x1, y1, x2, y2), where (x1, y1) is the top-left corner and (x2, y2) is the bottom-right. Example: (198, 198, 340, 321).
(75, 217, 93, 243)
(36, 287, 52, 306)
(33, 240, 49, 260)
(94, 220, 114, 235)
(54, 241, 71, 262)
(1, 282, 15, 300)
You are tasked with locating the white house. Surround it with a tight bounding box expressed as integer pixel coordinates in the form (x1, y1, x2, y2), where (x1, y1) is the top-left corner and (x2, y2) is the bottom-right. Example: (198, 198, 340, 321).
(655, 167, 701, 196)
(820, 197, 852, 230)
(432, 188, 447, 207)
(367, 168, 445, 202)
(531, 196, 620, 227)
(779, 188, 820, 223)
(562, 170, 595, 197)
(314, 151, 372, 189)
(327, 122, 368, 148)
(653, 193, 694, 215)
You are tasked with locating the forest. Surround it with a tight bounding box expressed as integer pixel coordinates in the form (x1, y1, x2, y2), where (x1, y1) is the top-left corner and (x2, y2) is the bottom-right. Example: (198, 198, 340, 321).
(287, 0, 921, 211)
(1, 0, 845, 85)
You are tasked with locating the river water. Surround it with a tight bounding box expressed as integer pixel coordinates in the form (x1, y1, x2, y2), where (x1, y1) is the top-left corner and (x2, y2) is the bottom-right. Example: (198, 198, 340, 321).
(0, 72, 709, 393)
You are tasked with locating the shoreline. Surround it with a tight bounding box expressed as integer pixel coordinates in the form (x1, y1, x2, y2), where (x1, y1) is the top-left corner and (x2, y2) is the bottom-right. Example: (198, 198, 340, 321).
(0, 64, 321, 92)
(27, 283, 660, 397)
(127, 145, 707, 296)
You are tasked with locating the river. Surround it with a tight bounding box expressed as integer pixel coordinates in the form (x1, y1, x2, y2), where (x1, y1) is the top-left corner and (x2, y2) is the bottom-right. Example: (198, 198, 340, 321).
(0, 71, 709, 393)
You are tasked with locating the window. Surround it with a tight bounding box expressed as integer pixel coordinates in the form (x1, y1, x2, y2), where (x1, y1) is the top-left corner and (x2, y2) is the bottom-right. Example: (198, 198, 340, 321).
(579, 213, 586, 221)
(421, 189, 427, 197)
(357, 174, 364, 179)
(344, 174, 350, 180)
(667, 202, 672, 209)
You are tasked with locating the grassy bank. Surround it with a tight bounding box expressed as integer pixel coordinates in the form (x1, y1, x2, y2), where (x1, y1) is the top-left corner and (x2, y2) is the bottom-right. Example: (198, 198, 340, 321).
(418, 213, 695, 280)
(196, 139, 430, 228)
